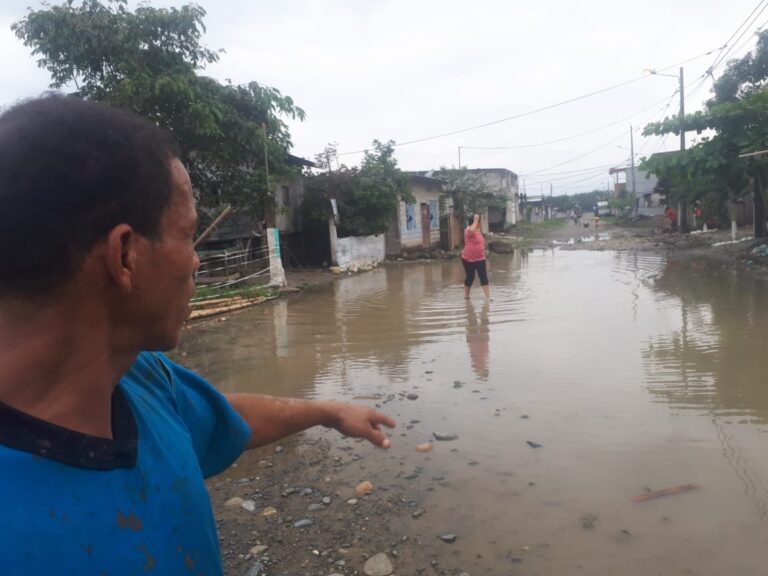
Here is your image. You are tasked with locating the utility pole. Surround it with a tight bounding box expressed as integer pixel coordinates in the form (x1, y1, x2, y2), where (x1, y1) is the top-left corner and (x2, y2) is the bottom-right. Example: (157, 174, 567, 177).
(678, 66, 689, 232)
(262, 123, 274, 228)
(458, 146, 462, 169)
(630, 125, 636, 214)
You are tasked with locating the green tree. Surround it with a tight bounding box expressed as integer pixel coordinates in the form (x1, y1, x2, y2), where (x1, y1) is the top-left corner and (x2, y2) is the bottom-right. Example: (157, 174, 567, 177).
(302, 140, 411, 238)
(432, 168, 505, 225)
(12, 0, 306, 218)
(643, 31, 768, 237)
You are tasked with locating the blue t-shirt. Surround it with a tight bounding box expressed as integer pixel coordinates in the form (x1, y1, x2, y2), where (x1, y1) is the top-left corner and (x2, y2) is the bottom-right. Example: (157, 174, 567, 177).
(0, 352, 251, 576)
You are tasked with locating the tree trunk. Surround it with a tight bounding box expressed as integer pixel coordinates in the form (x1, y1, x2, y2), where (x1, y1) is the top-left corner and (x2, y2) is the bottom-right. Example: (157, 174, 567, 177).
(755, 172, 766, 238)
(679, 200, 689, 232)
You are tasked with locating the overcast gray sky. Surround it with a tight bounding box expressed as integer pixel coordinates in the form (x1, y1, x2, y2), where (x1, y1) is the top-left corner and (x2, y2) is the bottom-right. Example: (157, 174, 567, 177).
(2, 0, 766, 194)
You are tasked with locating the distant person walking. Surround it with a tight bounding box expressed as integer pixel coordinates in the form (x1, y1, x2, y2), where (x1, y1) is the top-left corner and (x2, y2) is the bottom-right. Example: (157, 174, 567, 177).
(461, 213, 489, 299)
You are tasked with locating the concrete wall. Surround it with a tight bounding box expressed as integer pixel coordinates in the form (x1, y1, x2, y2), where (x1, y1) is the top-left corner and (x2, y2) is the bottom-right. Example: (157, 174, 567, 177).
(626, 167, 658, 197)
(275, 178, 305, 233)
(335, 234, 385, 271)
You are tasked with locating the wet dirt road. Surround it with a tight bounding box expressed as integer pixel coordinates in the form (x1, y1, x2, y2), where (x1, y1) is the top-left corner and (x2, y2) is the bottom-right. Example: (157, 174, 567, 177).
(178, 249, 768, 576)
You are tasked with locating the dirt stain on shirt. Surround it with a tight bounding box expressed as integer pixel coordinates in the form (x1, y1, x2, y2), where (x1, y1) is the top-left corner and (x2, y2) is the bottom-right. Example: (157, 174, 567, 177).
(115, 511, 143, 532)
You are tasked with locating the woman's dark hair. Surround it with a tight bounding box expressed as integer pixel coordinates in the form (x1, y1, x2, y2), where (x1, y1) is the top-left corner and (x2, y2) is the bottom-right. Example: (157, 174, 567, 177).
(0, 94, 181, 299)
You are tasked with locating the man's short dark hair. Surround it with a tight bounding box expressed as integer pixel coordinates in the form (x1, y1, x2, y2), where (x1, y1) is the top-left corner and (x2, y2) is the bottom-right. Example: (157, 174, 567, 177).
(0, 94, 181, 299)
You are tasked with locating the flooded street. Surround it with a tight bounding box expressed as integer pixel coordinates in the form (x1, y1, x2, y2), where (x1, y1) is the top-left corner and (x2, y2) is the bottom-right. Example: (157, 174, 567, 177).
(180, 249, 768, 576)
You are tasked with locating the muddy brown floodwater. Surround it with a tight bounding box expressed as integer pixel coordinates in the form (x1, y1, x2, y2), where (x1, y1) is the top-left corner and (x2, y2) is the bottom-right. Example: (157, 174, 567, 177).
(177, 249, 768, 576)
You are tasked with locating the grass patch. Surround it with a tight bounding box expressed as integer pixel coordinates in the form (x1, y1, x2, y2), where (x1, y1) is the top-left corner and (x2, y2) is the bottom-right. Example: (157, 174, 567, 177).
(509, 219, 568, 237)
(193, 283, 279, 302)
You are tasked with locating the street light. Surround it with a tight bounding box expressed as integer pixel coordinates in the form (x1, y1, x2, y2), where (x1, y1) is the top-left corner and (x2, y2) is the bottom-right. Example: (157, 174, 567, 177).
(646, 66, 687, 229)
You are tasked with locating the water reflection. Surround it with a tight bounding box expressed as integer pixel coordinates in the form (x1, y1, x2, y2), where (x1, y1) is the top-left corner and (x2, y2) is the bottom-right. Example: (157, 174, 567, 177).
(178, 250, 768, 575)
(644, 260, 768, 422)
(465, 299, 490, 379)
(644, 259, 768, 519)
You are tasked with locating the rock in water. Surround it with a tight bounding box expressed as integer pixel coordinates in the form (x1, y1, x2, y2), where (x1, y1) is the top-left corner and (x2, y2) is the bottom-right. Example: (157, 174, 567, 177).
(224, 497, 244, 508)
(433, 432, 458, 441)
(363, 552, 394, 576)
(355, 480, 375, 496)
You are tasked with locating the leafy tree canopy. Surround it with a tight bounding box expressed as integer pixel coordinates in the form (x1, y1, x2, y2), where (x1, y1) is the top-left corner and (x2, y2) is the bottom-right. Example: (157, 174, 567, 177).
(431, 168, 505, 223)
(13, 0, 306, 217)
(302, 140, 411, 238)
(641, 30, 768, 233)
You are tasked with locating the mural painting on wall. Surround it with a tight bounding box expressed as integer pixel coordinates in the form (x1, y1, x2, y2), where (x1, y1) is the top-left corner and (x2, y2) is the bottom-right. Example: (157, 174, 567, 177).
(406, 203, 417, 231)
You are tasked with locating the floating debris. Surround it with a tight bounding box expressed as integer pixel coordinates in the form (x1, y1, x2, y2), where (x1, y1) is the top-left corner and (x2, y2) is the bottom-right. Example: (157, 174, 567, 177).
(355, 480, 375, 496)
(632, 483, 701, 502)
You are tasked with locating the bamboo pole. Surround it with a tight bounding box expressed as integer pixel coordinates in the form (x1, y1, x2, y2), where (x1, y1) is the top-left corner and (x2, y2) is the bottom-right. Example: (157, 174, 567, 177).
(187, 296, 279, 321)
(194, 206, 233, 248)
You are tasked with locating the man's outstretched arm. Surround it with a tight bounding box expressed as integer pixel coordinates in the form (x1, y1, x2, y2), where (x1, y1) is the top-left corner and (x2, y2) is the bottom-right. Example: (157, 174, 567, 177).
(225, 394, 395, 450)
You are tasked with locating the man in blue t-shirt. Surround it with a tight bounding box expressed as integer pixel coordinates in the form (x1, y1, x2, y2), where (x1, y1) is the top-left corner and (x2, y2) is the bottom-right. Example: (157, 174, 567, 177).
(0, 96, 395, 576)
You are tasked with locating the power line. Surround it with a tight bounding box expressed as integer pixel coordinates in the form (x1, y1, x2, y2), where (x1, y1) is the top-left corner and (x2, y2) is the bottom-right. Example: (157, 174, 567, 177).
(724, 15, 768, 65)
(522, 95, 673, 179)
(459, 90, 679, 152)
(337, 48, 723, 157)
(525, 164, 624, 187)
(708, 0, 768, 74)
(523, 162, 621, 178)
(521, 131, 629, 177)
(708, 0, 766, 69)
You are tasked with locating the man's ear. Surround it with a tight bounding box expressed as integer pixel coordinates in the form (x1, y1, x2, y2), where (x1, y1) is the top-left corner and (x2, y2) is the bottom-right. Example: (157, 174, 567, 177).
(104, 224, 139, 293)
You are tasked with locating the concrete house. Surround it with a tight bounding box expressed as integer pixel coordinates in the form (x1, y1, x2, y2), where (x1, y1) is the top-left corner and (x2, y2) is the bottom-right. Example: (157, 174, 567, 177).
(465, 168, 519, 231)
(610, 165, 663, 215)
(385, 174, 442, 256)
(196, 154, 316, 268)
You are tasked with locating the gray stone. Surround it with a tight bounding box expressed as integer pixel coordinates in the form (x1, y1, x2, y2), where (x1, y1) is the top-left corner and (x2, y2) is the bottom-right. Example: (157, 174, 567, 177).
(224, 497, 244, 508)
(294, 518, 314, 528)
(249, 545, 268, 556)
(300, 488, 313, 496)
(433, 432, 458, 441)
(439, 534, 457, 543)
(363, 552, 394, 576)
(307, 503, 324, 512)
(244, 561, 263, 576)
(274, 446, 284, 453)
(241, 499, 256, 512)
(322, 496, 332, 505)
(406, 393, 419, 400)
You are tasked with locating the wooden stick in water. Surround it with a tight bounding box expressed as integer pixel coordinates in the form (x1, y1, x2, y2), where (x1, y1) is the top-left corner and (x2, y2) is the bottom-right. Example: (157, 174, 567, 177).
(632, 483, 701, 502)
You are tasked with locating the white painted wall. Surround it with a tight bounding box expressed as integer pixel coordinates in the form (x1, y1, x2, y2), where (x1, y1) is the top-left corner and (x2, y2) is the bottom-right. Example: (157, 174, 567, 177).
(335, 234, 385, 270)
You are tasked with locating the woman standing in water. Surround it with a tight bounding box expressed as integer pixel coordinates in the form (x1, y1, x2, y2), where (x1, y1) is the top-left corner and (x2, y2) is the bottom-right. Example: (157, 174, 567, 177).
(461, 213, 489, 299)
